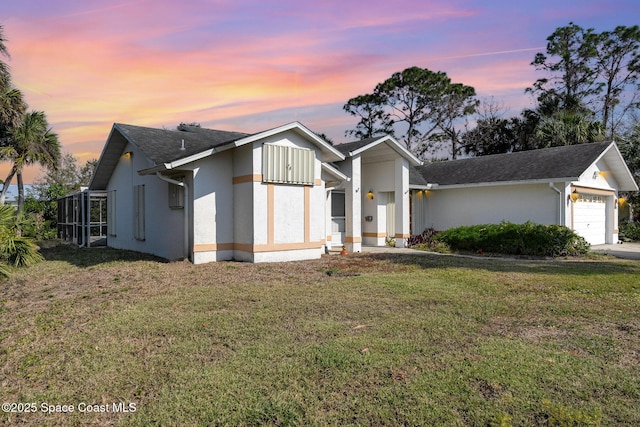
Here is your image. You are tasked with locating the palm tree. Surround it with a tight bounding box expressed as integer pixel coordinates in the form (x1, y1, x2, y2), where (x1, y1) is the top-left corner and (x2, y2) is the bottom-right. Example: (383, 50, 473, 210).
(535, 111, 605, 147)
(0, 85, 25, 137)
(0, 204, 43, 277)
(0, 111, 61, 213)
(0, 24, 28, 202)
(0, 24, 26, 138)
(0, 24, 10, 83)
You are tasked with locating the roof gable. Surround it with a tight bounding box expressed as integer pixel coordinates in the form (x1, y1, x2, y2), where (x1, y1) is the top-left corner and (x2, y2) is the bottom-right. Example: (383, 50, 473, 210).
(229, 122, 345, 163)
(90, 122, 346, 190)
(413, 142, 617, 187)
(89, 123, 249, 189)
(335, 135, 422, 166)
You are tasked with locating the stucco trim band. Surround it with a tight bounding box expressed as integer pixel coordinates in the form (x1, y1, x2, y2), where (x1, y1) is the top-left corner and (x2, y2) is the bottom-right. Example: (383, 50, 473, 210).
(232, 174, 263, 184)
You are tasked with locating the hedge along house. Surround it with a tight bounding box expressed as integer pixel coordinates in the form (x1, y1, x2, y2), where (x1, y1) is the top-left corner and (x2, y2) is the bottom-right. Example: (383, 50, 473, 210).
(88, 122, 354, 263)
(410, 142, 639, 245)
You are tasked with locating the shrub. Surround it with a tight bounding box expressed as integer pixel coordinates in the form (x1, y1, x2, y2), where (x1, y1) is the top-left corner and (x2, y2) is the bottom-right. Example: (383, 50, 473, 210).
(619, 221, 640, 242)
(406, 228, 450, 253)
(0, 205, 44, 278)
(436, 221, 590, 257)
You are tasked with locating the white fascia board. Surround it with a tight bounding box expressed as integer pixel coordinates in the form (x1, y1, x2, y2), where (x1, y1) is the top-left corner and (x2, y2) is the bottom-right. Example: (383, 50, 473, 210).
(432, 177, 579, 190)
(322, 162, 349, 182)
(91, 124, 147, 188)
(166, 148, 217, 168)
(409, 183, 437, 190)
(602, 142, 639, 191)
(349, 135, 422, 166)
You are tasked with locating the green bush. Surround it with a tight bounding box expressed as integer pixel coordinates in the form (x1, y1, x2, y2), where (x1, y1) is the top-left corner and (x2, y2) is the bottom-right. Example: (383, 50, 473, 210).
(619, 221, 640, 241)
(436, 221, 590, 257)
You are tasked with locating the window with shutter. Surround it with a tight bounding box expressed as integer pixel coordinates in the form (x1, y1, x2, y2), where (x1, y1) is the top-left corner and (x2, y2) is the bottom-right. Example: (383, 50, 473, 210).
(263, 144, 314, 185)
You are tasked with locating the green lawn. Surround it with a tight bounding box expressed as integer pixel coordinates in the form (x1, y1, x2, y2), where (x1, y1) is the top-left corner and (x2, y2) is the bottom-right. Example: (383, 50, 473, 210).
(1, 243, 639, 426)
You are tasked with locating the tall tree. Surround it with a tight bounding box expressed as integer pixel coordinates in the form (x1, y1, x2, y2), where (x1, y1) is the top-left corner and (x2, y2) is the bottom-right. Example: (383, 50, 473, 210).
(529, 23, 640, 138)
(343, 93, 393, 140)
(529, 23, 600, 116)
(32, 152, 96, 197)
(594, 25, 640, 136)
(0, 25, 26, 143)
(343, 66, 477, 159)
(428, 83, 479, 158)
(0, 111, 61, 214)
(0, 24, 9, 85)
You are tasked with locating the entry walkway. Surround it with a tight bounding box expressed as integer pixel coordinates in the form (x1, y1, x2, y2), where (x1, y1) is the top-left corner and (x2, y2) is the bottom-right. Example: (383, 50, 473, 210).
(590, 243, 640, 260)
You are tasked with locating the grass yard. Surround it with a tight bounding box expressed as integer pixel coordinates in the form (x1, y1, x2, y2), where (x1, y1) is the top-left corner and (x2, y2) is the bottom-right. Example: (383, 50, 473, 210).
(1, 243, 639, 426)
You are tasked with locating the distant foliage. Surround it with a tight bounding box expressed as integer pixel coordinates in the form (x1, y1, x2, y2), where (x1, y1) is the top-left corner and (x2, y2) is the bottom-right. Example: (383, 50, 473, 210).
(436, 222, 590, 257)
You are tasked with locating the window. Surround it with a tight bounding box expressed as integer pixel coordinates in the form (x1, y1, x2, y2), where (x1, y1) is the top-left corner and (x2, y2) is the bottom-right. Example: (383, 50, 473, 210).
(168, 181, 184, 209)
(262, 143, 314, 185)
(577, 194, 605, 203)
(134, 185, 145, 241)
(107, 190, 116, 236)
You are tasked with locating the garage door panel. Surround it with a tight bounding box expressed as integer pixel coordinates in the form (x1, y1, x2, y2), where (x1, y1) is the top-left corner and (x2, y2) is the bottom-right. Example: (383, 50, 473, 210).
(573, 194, 606, 245)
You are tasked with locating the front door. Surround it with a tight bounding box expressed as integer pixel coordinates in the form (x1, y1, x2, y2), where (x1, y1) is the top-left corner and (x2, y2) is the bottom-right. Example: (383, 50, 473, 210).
(385, 191, 395, 238)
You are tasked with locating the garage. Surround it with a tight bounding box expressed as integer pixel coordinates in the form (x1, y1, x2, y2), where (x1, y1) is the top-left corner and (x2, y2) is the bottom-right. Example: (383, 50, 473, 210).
(573, 193, 607, 245)
(411, 142, 638, 246)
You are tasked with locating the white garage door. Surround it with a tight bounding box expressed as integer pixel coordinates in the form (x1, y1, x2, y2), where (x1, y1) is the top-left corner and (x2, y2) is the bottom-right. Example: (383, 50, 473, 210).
(573, 194, 607, 245)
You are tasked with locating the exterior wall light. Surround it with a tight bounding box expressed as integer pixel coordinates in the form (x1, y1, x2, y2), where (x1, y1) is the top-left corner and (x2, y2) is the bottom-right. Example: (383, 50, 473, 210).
(571, 190, 580, 202)
(367, 190, 374, 200)
(123, 151, 132, 158)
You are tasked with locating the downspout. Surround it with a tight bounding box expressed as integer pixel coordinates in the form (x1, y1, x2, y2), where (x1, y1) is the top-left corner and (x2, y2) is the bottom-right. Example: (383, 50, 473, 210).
(156, 172, 190, 261)
(549, 182, 562, 225)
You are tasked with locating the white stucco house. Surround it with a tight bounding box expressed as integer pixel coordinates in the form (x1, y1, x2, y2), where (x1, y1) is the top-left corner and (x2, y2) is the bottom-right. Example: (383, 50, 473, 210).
(83, 121, 637, 263)
(410, 142, 638, 245)
(87, 122, 419, 263)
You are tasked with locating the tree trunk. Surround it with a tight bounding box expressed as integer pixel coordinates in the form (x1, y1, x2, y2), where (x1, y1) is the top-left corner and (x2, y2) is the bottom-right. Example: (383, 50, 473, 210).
(16, 170, 24, 216)
(0, 165, 17, 205)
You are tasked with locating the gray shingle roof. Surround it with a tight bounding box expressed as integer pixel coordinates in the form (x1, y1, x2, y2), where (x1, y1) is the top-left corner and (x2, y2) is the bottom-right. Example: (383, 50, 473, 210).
(413, 142, 611, 186)
(409, 166, 429, 187)
(334, 136, 385, 155)
(116, 123, 249, 164)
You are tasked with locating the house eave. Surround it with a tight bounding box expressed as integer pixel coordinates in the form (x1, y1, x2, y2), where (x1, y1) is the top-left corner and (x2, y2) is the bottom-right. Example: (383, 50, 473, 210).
(409, 183, 437, 190)
(430, 177, 580, 190)
(321, 162, 349, 182)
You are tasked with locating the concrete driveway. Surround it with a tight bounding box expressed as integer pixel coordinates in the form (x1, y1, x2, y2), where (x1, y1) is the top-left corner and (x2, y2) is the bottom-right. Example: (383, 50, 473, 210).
(590, 242, 640, 260)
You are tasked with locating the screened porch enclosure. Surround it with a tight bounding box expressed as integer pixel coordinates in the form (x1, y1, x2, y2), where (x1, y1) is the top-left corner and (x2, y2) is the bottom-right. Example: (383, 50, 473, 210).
(57, 190, 108, 247)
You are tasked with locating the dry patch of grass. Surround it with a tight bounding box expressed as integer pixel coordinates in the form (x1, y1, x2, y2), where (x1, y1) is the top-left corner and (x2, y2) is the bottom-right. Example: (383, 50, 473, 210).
(1, 243, 639, 426)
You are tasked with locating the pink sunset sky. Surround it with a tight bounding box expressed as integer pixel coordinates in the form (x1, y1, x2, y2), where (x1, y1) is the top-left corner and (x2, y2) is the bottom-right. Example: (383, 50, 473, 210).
(1, 0, 639, 182)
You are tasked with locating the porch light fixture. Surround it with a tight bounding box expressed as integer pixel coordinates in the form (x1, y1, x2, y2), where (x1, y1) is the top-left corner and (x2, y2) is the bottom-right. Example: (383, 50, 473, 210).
(570, 189, 580, 203)
(367, 190, 374, 200)
(123, 151, 132, 158)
